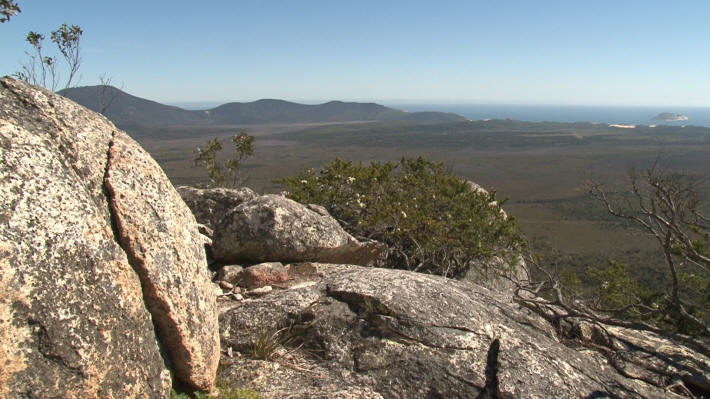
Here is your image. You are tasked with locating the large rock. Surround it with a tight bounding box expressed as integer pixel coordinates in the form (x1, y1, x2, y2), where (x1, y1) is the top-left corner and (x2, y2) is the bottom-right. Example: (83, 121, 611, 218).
(179, 187, 385, 265)
(0, 77, 218, 397)
(218, 263, 704, 398)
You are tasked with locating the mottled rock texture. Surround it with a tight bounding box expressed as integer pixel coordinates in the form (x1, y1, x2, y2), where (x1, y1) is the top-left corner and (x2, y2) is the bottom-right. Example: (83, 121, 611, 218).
(219, 263, 702, 399)
(178, 187, 385, 265)
(177, 186, 257, 232)
(0, 77, 218, 397)
(217, 265, 244, 285)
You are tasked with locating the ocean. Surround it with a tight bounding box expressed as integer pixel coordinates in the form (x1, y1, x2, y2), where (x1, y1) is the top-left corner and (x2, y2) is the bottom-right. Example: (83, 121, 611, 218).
(386, 104, 710, 127)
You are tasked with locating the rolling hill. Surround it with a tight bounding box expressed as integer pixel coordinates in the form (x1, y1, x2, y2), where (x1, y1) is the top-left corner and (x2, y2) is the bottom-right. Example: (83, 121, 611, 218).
(60, 86, 466, 127)
(59, 85, 207, 126)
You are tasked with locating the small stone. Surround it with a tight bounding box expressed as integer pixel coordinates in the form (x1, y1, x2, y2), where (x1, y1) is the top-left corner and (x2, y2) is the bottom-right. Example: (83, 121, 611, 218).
(237, 262, 287, 289)
(246, 286, 273, 296)
(219, 281, 234, 291)
(231, 293, 244, 301)
(217, 264, 244, 285)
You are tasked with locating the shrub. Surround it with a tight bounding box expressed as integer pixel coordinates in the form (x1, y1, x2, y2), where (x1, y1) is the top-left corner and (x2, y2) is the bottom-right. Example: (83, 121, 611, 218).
(277, 156, 524, 279)
(194, 133, 254, 188)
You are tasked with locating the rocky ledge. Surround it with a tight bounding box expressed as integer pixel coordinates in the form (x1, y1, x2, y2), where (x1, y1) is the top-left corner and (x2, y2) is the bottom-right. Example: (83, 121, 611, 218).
(215, 262, 707, 399)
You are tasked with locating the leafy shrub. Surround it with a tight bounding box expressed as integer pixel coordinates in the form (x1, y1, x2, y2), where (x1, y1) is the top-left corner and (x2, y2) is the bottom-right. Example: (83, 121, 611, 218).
(586, 260, 643, 311)
(277, 156, 524, 279)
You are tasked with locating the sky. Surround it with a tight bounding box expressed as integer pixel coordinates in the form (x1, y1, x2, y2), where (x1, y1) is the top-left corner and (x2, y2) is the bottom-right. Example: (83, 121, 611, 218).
(2, 0, 710, 106)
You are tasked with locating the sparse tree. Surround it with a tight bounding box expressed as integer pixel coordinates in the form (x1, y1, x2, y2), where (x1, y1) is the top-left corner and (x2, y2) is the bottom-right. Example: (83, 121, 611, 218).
(15, 24, 83, 91)
(512, 160, 709, 339)
(97, 74, 123, 115)
(0, 0, 20, 23)
(194, 133, 255, 188)
(588, 161, 709, 335)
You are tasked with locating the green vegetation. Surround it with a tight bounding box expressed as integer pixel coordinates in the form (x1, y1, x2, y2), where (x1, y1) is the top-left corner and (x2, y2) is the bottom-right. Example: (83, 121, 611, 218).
(585, 260, 646, 313)
(15, 24, 83, 91)
(585, 164, 710, 335)
(278, 156, 524, 279)
(521, 163, 710, 338)
(193, 133, 255, 188)
(0, 0, 20, 23)
(140, 117, 708, 313)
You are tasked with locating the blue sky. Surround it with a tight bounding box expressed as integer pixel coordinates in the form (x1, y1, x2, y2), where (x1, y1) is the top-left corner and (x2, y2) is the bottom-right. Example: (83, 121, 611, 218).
(2, 1, 710, 106)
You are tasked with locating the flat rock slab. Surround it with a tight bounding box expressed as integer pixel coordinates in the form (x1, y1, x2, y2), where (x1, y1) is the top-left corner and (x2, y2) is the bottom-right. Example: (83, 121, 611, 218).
(218, 263, 685, 399)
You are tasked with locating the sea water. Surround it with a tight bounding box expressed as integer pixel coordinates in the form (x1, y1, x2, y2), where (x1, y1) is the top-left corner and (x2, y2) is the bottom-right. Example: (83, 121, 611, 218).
(387, 104, 710, 127)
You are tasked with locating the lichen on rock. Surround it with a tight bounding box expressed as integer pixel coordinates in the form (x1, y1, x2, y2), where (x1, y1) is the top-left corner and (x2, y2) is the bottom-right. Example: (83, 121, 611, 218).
(0, 77, 218, 397)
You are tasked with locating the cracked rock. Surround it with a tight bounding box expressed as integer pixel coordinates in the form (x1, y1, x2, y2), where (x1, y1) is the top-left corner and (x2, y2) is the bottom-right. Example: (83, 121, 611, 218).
(218, 263, 697, 399)
(0, 77, 218, 397)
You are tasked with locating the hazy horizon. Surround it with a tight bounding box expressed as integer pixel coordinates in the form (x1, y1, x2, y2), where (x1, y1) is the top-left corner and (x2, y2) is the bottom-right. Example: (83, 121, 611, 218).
(165, 99, 710, 110)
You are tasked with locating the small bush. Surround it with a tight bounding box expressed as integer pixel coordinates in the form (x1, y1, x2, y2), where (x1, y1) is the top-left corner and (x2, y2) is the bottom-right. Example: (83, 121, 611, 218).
(277, 156, 524, 279)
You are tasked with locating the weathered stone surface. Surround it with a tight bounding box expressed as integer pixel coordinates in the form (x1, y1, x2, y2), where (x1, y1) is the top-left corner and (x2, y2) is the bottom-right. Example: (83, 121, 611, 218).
(218, 263, 697, 399)
(105, 123, 219, 391)
(237, 262, 288, 288)
(177, 186, 258, 231)
(219, 354, 384, 399)
(0, 77, 218, 396)
(0, 78, 170, 398)
(183, 190, 385, 265)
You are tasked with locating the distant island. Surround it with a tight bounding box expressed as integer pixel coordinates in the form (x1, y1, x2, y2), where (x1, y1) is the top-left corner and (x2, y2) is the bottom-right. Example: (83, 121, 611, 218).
(651, 112, 688, 122)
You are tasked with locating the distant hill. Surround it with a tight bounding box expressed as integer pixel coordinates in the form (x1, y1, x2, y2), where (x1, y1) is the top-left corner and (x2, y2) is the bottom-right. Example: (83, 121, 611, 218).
(60, 86, 466, 127)
(59, 86, 207, 126)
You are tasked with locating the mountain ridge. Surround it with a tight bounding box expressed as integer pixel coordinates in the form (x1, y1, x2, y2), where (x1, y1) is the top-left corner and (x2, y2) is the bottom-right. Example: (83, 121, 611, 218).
(60, 85, 467, 127)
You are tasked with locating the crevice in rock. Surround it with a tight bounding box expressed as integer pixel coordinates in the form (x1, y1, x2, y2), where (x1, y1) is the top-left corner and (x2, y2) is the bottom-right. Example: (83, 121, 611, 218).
(27, 318, 85, 377)
(476, 338, 501, 399)
(100, 132, 192, 389)
(325, 287, 477, 350)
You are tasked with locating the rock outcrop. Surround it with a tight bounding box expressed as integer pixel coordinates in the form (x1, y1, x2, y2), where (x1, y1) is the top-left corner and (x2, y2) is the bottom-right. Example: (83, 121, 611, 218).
(0, 77, 218, 397)
(218, 263, 705, 399)
(178, 186, 385, 266)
